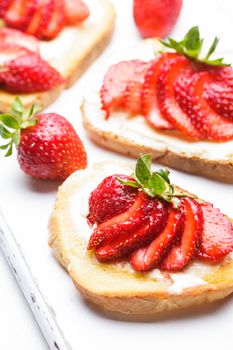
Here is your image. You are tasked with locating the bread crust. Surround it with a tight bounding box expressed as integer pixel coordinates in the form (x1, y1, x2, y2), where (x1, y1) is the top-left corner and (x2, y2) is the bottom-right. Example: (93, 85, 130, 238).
(0, 0, 115, 112)
(48, 163, 233, 316)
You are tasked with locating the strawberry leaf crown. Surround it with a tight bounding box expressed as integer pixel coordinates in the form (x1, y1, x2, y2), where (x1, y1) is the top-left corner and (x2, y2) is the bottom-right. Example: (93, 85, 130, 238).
(118, 154, 195, 207)
(0, 98, 40, 156)
(160, 26, 230, 67)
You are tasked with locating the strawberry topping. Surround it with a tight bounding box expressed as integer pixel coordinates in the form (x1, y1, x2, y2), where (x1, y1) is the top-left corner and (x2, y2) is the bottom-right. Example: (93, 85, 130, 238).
(2, 0, 90, 40)
(100, 60, 150, 118)
(161, 198, 203, 271)
(198, 203, 233, 261)
(131, 204, 182, 271)
(142, 54, 175, 130)
(0, 28, 39, 53)
(177, 71, 233, 141)
(88, 175, 138, 226)
(99, 27, 233, 143)
(87, 155, 233, 272)
(0, 52, 65, 93)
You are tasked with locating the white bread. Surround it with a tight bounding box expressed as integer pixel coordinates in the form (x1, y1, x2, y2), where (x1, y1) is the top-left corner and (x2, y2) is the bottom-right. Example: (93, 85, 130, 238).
(48, 161, 233, 316)
(0, 0, 115, 112)
(81, 40, 233, 183)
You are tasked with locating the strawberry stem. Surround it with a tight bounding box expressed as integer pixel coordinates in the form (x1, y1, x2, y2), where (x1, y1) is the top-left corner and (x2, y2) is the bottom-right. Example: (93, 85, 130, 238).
(118, 154, 196, 207)
(0, 97, 40, 156)
(160, 26, 230, 67)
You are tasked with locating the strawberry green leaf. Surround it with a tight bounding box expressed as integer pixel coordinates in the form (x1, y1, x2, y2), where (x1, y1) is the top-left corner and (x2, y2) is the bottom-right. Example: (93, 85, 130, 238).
(0, 125, 12, 139)
(0, 143, 10, 150)
(0, 114, 20, 129)
(118, 154, 196, 207)
(160, 26, 230, 67)
(157, 169, 170, 184)
(5, 143, 13, 157)
(11, 97, 24, 116)
(148, 173, 166, 195)
(117, 178, 140, 188)
(135, 154, 151, 186)
(205, 37, 219, 59)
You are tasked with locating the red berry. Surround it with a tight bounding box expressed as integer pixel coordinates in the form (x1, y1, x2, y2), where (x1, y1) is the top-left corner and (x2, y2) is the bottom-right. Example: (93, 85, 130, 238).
(157, 55, 201, 139)
(95, 194, 167, 262)
(100, 60, 149, 118)
(88, 175, 138, 226)
(177, 71, 233, 141)
(161, 198, 203, 271)
(4, 0, 38, 31)
(0, 28, 39, 53)
(130, 203, 182, 271)
(142, 54, 175, 130)
(133, 0, 183, 39)
(197, 202, 233, 262)
(0, 0, 12, 17)
(122, 61, 153, 116)
(18, 113, 87, 180)
(64, 0, 89, 25)
(1, 52, 65, 93)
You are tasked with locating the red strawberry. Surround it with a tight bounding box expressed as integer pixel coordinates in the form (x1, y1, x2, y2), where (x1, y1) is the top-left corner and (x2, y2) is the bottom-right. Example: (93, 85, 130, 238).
(177, 71, 233, 141)
(0, 0, 12, 17)
(161, 198, 203, 271)
(122, 61, 152, 116)
(0, 100, 87, 180)
(130, 204, 182, 271)
(88, 191, 146, 249)
(4, 0, 38, 30)
(142, 54, 175, 130)
(95, 196, 167, 262)
(205, 69, 233, 120)
(133, 0, 183, 39)
(64, 0, 89, 25)
(0, 43, 31, 68)
(0, 28, 39, 53)
(157, 55, 201, 139)
(197, 203, 233, 262)
(42, 0, 65, 40)
(26, 0, 55, 39)
(0, 52, 65, 93)
(87, 175, 138, 226)
(100, 60, 149, 118)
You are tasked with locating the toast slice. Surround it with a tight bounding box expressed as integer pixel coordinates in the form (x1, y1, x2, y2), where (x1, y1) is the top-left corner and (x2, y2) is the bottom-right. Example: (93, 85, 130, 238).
(82, 40, 233, 183)
(0, 0, 115, 112)
(49, 161, 233, 316)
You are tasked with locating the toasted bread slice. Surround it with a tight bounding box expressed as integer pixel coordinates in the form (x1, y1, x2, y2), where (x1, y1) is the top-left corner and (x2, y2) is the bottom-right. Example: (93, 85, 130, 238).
(49, 161, 233, 316)
(0, 0, 115, 112)
(82, 40, 233, 183)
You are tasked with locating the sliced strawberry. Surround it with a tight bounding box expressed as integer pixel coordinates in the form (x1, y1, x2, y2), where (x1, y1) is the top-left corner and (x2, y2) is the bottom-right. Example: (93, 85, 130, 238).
(157, 55, 201, 139)
(0, 44, 31, 69)
(122, 61, 152, 116)
(161, 198, 203, 271)
(142, 54, 175, 130)
(130, 204, 182, 271)
(95, 198, 168, 262)
(4, 0, 38, 30)
(88, 191, 147, 249)
(100, 60, 149, 119)
(0, 0, 12, 17)
(42, 0, 65, 40)
(177, 71, 233, 141)
(204, 69, 233, 121)
(64, 0, 89, 25)
(88, 175, 138, 226)
(0, 52, 65, 93)
(197, 202, 233, 262)
(0, 28, 39, 53)
(206, 82, 233, 120)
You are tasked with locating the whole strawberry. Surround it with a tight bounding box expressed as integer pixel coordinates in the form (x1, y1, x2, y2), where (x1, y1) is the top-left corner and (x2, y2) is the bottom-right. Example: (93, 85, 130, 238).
(133, 0, 183, 38)
(0, 98, 87, 180)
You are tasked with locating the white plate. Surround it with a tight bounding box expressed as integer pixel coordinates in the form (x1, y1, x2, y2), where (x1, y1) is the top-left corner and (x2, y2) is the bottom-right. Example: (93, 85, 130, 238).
(0, 1, 233, 349)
